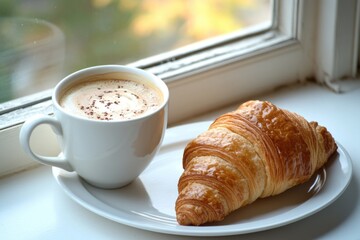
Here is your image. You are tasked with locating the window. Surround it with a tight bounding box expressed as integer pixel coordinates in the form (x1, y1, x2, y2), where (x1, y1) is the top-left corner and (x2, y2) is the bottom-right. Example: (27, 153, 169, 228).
(0, 0, 273, 130)
(0, 0, 272, 104)
(1, 0, 359, 177)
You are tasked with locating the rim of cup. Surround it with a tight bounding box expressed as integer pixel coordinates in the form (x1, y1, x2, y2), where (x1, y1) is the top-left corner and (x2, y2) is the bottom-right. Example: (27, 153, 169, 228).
(53, 65, 169, 123)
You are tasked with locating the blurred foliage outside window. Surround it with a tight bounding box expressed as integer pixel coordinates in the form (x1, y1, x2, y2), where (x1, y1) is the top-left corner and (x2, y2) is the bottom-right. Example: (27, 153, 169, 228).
(0, 0, 271, 103)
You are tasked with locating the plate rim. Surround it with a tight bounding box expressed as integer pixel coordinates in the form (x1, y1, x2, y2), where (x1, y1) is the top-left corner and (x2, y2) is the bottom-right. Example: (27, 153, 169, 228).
(52, 121, 353, 236)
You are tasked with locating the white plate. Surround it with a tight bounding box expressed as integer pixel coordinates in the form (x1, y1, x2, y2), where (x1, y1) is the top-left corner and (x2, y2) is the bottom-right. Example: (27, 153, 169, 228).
(53, 121, 352, 236)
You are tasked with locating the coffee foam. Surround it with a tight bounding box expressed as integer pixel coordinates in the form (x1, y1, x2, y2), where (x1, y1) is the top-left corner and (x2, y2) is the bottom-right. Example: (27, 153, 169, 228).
(60, 79, 162, 120)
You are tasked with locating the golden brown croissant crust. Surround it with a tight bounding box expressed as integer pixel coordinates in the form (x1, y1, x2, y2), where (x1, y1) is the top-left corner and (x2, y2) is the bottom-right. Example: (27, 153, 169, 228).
(175, 100, 337, 226)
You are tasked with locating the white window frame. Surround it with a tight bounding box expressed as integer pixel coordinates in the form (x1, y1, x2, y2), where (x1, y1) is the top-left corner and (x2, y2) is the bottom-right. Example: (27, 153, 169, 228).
(1, 0, 359, 177)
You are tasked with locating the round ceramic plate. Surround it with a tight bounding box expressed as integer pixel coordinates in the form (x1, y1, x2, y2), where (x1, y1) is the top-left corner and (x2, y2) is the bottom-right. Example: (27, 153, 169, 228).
(53, 121, 352, 236)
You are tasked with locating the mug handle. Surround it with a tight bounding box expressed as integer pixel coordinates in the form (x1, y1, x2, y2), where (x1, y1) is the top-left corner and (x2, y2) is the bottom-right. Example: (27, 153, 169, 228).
(19, 115, 74, 172)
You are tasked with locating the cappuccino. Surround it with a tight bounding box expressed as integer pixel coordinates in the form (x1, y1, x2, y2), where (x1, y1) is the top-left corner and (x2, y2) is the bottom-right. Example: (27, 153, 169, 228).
(60, 76, 163, 121)
(21, 65, 169, 188)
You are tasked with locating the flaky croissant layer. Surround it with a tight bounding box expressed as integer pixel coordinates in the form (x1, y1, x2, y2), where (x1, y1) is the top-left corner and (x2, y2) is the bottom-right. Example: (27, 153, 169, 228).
(175, 100, 337, 226)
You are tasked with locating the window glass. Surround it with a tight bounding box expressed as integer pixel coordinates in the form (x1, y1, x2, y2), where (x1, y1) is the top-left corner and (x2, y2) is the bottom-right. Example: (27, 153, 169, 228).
(0, 0, 271, 103)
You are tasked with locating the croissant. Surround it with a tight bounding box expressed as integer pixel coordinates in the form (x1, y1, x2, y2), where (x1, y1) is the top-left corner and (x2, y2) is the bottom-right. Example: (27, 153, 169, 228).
(175, 100, 337, 226)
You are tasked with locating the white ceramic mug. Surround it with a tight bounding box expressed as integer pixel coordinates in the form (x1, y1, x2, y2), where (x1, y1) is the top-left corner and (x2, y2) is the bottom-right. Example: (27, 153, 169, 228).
(20, 65, 169, 189)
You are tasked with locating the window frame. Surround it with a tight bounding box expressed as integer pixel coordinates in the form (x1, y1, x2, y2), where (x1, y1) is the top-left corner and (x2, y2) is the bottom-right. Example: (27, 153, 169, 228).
(314, 0, 360, 92)
(1, 0, 359, 177)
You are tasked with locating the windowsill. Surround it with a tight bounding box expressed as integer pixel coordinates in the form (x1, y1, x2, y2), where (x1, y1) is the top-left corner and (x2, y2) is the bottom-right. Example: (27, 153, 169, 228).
(1, 82, 360, 239)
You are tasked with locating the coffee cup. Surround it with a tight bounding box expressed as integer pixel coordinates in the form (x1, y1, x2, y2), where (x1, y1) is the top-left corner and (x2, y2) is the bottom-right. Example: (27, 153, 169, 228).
(20, 65, 169, 188)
